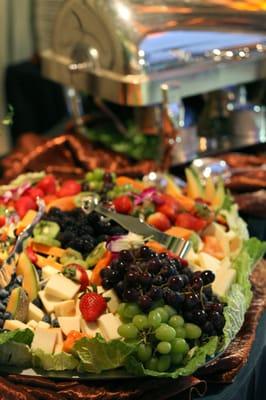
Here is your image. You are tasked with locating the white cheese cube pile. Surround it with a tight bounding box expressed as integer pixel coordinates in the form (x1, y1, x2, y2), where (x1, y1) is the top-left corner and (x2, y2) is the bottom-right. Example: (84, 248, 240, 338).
(31, 327, 58, 354)
(45, 274, 80, 300)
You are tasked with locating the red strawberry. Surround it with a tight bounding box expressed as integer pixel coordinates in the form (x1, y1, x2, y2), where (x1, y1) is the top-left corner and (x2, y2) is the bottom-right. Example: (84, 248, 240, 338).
(147, 212, 171, 231)
(57, 180, 81, 198)
(15, 196, 37, 218)
(113, 195, 133, 214)
(26, 187, 44, 200)
(0, 216, 6, 227)
(63, 264, 89, 291)
(156, 204, 176, 222)
(37, 175, 57, 195)
(26, 246, 37, 264)
(175, 213, 208, 232)
(79, 292, 107, 322)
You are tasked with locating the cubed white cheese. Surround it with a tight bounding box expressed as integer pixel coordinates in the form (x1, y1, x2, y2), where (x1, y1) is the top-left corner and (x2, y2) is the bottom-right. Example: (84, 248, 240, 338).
(38, 321, 51, 329)
(42, 266, 59, 280)
(98, 313, 121, 341)
(54, 343, 63, 354)
(58, 316, 80, 336)
(86, 270, 92, 280)
(4, 320, 29, 331)
(38, 290, 61, 314)
(31, 327, 57, 354)
(97, 286, 105, 295)
(75, 299, 81, 316)
(80, 318, 101, 337)
(198, 252, 221, 272)
(27, 320, 38, 330)
(45, 274, 80, 300)
(54, 300, 76, 317)
(103, 289, 120, 314)
(28, 302, 45, 322)
(220, 256, 231, 270)
(212, 268, 236, 298)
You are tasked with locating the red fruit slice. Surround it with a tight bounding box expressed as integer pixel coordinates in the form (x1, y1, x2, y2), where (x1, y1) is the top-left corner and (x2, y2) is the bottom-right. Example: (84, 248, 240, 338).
(175, 213, 208, 232)
(79, 292, 107, 322)
(156, 204, 176, 222)
(15, 196, 37, 218)
(37, 175, 57, 195)
(26, 187, 44, 200)
(57, 180, 81, 198)
(147, 212, 171, 231)
(113, 195, 133, 214)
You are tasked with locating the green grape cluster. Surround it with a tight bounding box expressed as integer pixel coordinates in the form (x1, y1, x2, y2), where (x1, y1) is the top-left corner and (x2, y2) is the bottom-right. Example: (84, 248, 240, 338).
(107, 184, 136, 200)
(117, 303, 202, 372)
(84, 168, 116, 193)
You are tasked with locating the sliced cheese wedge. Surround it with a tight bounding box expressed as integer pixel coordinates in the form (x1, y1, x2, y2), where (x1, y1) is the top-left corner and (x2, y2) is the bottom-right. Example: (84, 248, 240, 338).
(212, 268, 236, 298)
(4, 320, 29, 331)
(54, 300, 76, 317)
(58, 316, 80, 336)
(42, 266, 59, 280)
(80, 318, 102, 337)
(45, 274, 80, 300)
(198, 252, 221, 272)
(28, 302, 45, 322)
(31, 327, 57, 354)
(38, 290, 61, 314)
(103, 289, 120, 314)
(98, 313, 121, 341)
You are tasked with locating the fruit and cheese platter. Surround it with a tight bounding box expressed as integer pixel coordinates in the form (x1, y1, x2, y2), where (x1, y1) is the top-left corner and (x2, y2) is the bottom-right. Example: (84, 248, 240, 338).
(0, 168, 264, 379)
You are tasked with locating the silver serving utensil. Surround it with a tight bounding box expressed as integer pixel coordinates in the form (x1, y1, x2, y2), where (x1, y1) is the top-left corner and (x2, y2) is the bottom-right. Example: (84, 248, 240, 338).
(0, 197, 45, 288)
(81, 195, 191, 258)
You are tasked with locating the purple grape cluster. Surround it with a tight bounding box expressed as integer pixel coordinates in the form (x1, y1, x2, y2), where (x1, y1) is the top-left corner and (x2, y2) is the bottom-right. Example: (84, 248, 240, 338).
(101, 246, 225, 336)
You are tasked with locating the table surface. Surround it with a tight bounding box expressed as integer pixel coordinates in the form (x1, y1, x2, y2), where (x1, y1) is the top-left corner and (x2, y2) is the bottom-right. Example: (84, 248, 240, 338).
(195, 311, 266, 400)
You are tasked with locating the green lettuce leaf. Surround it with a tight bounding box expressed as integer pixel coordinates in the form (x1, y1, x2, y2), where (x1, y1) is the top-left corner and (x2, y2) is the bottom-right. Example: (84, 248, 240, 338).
(222, 237, 266, 350)
(0, 342, 31, 367)
(0, 329, 34, 346)
(32, 350, 79, 371)
(73, 335, 135, 374)
(126, 337, 218, 378)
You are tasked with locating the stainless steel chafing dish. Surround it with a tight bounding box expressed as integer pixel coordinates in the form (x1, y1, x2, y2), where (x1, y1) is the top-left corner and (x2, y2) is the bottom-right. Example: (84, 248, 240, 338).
(40, 0, 266, 163)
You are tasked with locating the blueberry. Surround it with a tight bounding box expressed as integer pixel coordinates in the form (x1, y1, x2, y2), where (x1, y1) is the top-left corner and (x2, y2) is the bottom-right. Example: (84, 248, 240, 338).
(15, 275, 23, 284)
(51, 319, 60, 328)
(42, 314, 51, 324)
(0, 303, 5, 312)
(2, 298, 8, 306)
(0, 289, 9, 299)
(3, 312, 12, 320)
(32, 298, 43, 308)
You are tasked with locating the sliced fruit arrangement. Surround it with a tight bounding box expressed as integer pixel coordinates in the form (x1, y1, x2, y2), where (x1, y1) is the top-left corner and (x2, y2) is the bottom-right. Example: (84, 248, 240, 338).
(0, 168, 264, 377)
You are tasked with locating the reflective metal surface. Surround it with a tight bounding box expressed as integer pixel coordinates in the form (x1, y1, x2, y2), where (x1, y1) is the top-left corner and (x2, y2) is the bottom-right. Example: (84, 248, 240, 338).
(42, 0, 266, 106)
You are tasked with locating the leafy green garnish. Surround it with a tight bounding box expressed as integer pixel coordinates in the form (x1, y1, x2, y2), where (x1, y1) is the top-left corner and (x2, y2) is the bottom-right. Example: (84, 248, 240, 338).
(0, 342, 31, 367)
(222, 189, 234, 211)
(0, 329, 34, 346)
(73, 335, 135, 374)
(32, 350, 79, 371)
(195, 203, 211, 219)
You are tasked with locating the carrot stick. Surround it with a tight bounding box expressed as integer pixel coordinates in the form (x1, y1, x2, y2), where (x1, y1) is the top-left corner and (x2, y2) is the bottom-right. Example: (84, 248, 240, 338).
(90, 250, 112, 286)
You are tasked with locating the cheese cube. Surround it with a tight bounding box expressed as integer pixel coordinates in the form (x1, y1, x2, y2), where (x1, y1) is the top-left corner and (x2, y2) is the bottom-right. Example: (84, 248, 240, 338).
(86, 270, 92, 280)
(198, 252, 221, 272)
(75, 299, 81, 316)
(38, 321, 51, 329)
(28, 302, 45, 322)
(97, 286, 105, 295)
(212, 268, 236, 298)
(98, 313, 121, 341)
(52, 328, 63, 344)
(54, 343, 63, 354)
(31, 327, 57, 354)
(45, 274, 80, 300)
(27, 320, 38, 330)
(58, 316, 80, 336)
(54, 300, 76, 317)
(103, 289, 120, 314)
(42, 266, 59, 280)
(39, 290, 61, 314)
(80, 318, 101, 337)
(4, 320, 29, 331)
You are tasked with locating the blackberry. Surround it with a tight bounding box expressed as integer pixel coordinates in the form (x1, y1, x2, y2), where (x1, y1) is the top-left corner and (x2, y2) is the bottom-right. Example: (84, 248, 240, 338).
(108, 226, 127, 236)
(68, 236, 95, 255)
